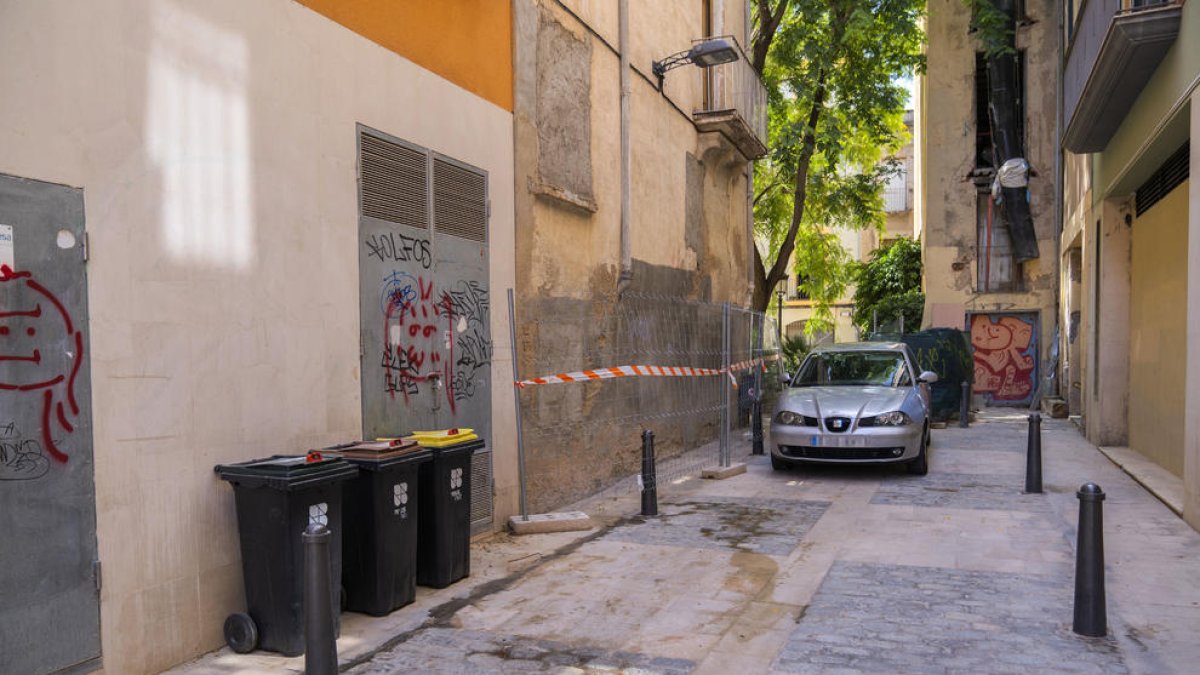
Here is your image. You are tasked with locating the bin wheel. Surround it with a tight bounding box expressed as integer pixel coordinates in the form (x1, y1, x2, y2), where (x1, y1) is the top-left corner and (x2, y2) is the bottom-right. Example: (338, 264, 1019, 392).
(224, 612, 258, 654)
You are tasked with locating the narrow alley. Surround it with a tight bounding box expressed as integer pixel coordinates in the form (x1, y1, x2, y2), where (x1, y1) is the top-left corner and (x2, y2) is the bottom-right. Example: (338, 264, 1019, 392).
(174, 412, 1200, 674)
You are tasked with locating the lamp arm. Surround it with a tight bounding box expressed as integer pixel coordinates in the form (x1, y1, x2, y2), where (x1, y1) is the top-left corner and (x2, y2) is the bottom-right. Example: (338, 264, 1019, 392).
(651, 49, 694, 91)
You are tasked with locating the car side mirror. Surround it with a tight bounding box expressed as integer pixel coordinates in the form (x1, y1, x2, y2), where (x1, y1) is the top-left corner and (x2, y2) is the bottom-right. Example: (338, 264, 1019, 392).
(918, 371, 939, 384)
(779, 371, 792, 387)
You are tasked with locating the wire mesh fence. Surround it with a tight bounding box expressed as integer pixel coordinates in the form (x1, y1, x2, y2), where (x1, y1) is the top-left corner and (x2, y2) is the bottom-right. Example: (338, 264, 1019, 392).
(510, 291, 780, 514)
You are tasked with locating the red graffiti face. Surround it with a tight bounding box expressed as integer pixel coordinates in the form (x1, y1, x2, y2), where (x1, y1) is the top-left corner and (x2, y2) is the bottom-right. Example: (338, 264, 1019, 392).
(0, 264, 83, 463)
(1, 272, 74, 389)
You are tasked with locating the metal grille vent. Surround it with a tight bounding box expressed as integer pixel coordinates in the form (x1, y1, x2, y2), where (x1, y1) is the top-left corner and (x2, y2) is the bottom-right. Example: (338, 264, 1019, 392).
(470, 448, 493, 535)
(359, 132, 428, 228)
(1136, 142, 1189, 217)
(433, 158, 487, 242)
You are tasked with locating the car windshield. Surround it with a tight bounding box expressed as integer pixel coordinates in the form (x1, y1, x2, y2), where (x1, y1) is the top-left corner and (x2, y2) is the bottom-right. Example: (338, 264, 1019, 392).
(792, 350, 910, 387)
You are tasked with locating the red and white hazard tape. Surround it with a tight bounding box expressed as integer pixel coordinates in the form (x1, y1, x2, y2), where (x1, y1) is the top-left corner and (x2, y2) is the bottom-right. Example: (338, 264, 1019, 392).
(515, 353, 781, 390)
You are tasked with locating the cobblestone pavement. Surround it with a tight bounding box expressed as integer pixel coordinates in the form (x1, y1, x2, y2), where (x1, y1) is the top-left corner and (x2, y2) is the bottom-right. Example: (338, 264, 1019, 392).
(773, 561, 1125, 674)
(172, 412, 1200, 674)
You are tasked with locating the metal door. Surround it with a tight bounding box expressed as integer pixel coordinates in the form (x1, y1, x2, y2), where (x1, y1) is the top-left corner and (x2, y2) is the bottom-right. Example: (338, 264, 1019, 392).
(969, 312, 1038, 406)
(357, 127, 493, 533)
(0, 174, 100, 673)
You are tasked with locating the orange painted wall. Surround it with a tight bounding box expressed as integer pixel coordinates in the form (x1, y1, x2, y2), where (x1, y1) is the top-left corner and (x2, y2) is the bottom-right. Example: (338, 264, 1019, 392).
(295, 0, 513, 112)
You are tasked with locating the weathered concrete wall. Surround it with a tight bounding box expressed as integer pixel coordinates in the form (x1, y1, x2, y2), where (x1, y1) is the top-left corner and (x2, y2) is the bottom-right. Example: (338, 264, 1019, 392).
(513, 0, 755, 511)
(0, 1, 515, 671)
(1129, 181, 1188, 476)
(919, 0, 1058, 367)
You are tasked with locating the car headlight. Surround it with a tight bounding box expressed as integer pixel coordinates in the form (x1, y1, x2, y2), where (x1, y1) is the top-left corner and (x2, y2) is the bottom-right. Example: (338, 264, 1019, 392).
(860, 411, 911, 426)
(774, 411, 818, 426)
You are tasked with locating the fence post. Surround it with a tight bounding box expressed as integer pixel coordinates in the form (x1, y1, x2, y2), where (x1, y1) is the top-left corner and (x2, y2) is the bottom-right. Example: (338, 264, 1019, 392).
(720, 302, 731, 467)
(641, 430, 658, 516)
(752, 312, 764, 455)
(303, 523, 337, 675)
(507, 289, 529, 521)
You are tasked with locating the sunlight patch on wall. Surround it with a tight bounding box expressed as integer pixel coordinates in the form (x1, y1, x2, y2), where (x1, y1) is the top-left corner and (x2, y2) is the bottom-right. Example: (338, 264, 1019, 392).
(146, 1, 253, 270)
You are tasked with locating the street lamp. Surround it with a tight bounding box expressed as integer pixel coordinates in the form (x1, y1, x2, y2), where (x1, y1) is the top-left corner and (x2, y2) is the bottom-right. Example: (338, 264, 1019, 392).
(652, 37, 740, 92)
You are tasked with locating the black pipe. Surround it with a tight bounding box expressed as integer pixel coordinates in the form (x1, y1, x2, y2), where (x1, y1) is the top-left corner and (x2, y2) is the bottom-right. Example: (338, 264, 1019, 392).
(1073, 483, 1107, 637)
(641, 430, 658, 517)
(1025, 413, 1043, 493)
(959, 381, 970, 428)
(303, 523, 337, 674)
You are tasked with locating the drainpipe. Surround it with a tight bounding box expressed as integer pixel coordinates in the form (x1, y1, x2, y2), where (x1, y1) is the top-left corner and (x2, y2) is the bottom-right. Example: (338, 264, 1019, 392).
(618, 0, 633, 294)
(1053, 8, 1065, 398)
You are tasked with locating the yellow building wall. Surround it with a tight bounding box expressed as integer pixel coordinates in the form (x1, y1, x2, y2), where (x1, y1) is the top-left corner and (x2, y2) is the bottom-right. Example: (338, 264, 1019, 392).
(295, 0, 514, 111)
(1129, 180, 1189, 476)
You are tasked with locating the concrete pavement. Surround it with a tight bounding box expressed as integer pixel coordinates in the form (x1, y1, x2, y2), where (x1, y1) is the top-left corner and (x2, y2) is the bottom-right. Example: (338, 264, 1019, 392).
(171, 411, 1200, 674)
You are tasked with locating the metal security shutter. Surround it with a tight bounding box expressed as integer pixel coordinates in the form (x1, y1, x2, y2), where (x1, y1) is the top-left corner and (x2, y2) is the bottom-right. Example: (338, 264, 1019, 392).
(470, 448, 493, 535)
(433, 157, 487, 242)
(359, 131, 429, 228)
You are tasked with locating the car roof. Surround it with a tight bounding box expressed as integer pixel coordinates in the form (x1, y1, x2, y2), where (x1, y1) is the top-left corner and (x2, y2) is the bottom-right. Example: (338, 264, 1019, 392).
(808, 341, 907, 353)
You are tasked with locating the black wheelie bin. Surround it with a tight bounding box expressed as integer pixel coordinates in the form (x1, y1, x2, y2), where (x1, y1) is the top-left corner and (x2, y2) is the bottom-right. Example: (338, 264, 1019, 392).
(340, 448, 432, 616)
(214, 453, 358, 656)
(416, 438, 483, 588)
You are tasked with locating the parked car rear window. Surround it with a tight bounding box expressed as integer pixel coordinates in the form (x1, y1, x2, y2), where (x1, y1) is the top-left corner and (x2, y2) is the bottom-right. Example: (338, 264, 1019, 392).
(793, 351, 910, 387)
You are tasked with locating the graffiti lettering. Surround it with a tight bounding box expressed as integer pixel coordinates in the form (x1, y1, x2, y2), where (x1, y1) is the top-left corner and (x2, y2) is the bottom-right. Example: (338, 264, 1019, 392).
(364, 232, 432, 269)
(971, 314, 1036, 403)
(0, 423, 49, 481)
(0, 264, 81, 464)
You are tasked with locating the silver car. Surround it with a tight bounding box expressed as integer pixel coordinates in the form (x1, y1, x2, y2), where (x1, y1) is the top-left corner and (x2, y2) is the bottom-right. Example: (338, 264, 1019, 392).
(770, 342, 938, 475)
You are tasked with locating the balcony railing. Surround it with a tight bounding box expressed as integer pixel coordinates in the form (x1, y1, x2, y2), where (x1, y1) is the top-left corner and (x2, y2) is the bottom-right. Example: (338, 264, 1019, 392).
(1062, 0, 1183, 153)
(693, 36, 768, 160)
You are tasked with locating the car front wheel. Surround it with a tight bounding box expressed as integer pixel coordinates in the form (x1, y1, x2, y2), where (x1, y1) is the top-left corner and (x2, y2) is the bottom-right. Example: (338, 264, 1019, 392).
(907, 428, 929, 475)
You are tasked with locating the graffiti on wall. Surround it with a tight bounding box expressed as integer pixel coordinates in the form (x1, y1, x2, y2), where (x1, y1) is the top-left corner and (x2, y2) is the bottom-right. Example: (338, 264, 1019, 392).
(0, 264, 82, 469)
(0, 422, 49, 481)
(970, 313, 1037, 404)
(378, 269, 491, 412)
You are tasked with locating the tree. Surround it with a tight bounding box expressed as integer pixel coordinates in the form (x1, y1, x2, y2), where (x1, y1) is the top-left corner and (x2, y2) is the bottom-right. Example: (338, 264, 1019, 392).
(851, 236, 924, 334)
(749, 0, 925, 321)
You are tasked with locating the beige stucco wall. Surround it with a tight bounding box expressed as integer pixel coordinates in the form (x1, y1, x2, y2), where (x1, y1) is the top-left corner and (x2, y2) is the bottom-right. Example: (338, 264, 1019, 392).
(918, 0, 1058, 360)
(0, 1, 515, 672)
(1129, 181, 1188, 476)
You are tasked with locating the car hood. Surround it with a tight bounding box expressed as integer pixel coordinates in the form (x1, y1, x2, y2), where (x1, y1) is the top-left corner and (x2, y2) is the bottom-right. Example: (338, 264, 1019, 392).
(778, 385, 910, 418)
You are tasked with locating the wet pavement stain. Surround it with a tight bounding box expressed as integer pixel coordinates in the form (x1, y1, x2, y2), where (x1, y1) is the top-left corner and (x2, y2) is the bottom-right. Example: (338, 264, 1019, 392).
(603, 497, 830, 556)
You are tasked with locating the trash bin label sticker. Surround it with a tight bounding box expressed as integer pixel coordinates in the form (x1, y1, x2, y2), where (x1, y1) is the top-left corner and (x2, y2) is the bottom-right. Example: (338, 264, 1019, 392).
(393, 482, 408, 519)
(308, 502, 328, 528)
(450, 468, 463, 502)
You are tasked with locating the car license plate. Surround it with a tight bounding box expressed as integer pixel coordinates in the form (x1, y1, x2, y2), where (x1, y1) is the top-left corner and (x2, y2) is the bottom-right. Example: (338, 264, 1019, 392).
(810, 436, 866, 448)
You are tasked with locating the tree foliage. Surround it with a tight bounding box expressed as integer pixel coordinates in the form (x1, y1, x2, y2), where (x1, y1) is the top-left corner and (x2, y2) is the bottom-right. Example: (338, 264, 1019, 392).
(750, 0, 925, 324)
(851, 236, 924, 334)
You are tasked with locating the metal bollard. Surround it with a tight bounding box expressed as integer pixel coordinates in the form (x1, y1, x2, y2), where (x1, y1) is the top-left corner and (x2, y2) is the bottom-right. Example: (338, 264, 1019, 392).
(751, 396, 764, 455)
(959, 381, 970, 428)
(1073, 483, 1107, 637)
(1025, 413, 1043, 493)
(641, 430, 658, 517)
(303, 523, 337, 675)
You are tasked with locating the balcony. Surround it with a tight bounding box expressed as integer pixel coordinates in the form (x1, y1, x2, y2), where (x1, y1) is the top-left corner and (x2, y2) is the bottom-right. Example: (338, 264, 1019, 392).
(1062, 0, 1183, 153)
(692, 36, 769, 160)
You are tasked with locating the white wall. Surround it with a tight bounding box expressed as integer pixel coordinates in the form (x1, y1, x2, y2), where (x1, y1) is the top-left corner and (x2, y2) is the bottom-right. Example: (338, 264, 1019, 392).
(0, 0, 515, 672)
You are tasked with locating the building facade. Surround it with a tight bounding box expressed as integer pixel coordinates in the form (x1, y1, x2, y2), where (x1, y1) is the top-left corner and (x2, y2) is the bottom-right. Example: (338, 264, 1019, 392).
(0, 1, 516, 672)
(511, 0, 766, 511)
(917, 0, 1060, 408)
(1059, 0, 1199, 530)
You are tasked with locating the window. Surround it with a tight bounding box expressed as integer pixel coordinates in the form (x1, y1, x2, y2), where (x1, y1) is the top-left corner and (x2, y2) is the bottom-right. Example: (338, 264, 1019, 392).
(793, 351, 909, 387)
(975, 51, 1026, 170)
(977, 191, 1016, 292)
